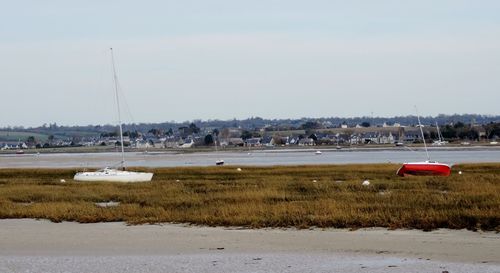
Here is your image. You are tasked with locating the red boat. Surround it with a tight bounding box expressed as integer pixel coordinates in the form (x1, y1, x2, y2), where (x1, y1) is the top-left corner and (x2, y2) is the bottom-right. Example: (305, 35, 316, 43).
(397, 161, 451, 176)
(397, 108, 452, 177)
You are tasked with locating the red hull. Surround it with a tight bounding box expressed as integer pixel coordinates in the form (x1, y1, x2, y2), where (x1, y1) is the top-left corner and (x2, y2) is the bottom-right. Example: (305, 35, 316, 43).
(397, 161, 451, 177)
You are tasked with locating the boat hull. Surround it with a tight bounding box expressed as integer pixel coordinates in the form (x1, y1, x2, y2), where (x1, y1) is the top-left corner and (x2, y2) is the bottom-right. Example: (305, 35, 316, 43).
(216, 160, 224, 166)
(74, 169, 153, 182)
(397, 162, 451, 177)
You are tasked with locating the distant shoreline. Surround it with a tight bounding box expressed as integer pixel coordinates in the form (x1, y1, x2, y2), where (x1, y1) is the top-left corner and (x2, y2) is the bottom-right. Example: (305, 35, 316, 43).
(1, 147, 500, 169)
(1, 143, 499, 155)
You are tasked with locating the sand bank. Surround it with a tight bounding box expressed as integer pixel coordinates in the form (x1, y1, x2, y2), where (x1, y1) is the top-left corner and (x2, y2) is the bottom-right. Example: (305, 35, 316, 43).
(0, 219, 498, 272)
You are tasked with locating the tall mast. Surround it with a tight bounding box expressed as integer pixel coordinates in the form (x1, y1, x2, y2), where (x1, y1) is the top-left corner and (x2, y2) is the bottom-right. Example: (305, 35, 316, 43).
(415, 106, 430, 161)
(110, 48, 125, 169)
(435, 122, 442, 142)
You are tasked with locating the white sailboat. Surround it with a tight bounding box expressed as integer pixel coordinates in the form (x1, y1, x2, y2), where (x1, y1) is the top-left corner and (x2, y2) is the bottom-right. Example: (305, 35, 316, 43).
(432, 122, 448, 146)
(214, 134, 224, 165)
(74, 48, 153, 182)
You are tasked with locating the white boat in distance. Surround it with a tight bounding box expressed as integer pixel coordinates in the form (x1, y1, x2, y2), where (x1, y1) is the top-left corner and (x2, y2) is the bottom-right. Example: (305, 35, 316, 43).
(74, 48, 153, 182)
(432, 122, 448, 146)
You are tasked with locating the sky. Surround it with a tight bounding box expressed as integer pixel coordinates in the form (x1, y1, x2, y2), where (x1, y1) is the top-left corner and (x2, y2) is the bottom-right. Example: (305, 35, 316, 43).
(1, 0, 499, 127)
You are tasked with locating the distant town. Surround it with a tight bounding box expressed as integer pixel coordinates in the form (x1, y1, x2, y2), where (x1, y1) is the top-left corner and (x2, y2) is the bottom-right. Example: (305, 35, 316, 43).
(1, 114, 499, 151)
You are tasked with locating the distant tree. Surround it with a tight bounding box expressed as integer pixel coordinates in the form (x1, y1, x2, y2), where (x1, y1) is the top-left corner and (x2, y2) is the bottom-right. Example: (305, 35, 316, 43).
(361, 122, 370, 127)
(458, 129, 478, 140)
(189, 123, 200, 134)
(49, 123, 58, 130)
(300, 121, 322, 130)
(309, 133, 318, 141)
(441, 125, 457, 139)
(241, 130, 253, 140)
(48, 135, 55, 144)
(429, 130, 437, 140)
(251, 131, 262, 138)
(272, 135, 285, 145)
(26, 136, 36, 146)
(485, 122, 500, 139)
(166, 128, 173, 136)
(212, 128, 219, 137)
(125, 130, 139, 138)
(204, 134, 214, 145)
(101, 131, 118, 137)
(220, 128, 230, 140)
(454, 122, 465, 129)
(148, 128, 162, 137)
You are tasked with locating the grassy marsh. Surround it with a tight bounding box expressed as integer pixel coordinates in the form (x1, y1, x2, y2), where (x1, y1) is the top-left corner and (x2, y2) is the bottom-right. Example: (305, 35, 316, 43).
(0, 164, 498, 231)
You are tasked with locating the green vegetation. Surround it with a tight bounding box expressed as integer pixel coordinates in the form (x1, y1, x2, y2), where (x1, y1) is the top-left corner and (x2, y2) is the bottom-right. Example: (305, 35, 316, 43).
(0, 131, 49, 142)
(0, 164, 498, 231)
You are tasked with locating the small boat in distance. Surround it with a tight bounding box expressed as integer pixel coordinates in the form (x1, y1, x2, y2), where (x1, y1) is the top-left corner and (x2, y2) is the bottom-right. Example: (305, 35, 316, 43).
(315, 150, 322, 155)
(397, 109, 451, 177)
(432, 122, 448, 146)
(216, 159, 225, 166)
(74, 48, 153, 183)
(214, 134, 224, 165)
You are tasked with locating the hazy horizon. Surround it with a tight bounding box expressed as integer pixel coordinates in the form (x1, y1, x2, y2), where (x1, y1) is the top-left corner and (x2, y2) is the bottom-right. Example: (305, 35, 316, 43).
(1, 1, 499, 127)
(1, 113, 498, 129)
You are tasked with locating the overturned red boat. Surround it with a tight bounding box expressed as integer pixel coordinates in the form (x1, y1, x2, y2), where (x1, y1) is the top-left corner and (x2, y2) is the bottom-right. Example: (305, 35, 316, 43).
(397, 161, 451, 177)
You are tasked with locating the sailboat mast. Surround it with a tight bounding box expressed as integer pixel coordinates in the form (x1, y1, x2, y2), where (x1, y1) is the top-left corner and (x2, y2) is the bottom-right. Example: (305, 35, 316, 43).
(436, 122, 442, 142)
(415, 107, 430, 161)
(110, 48, 125, 169)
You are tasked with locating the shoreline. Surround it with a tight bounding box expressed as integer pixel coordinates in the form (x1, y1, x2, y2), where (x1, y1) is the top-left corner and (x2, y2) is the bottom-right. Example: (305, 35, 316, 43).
(0, 219, 498, 272)
(1, 148, 500, 169)
(1, 143, 499, 156)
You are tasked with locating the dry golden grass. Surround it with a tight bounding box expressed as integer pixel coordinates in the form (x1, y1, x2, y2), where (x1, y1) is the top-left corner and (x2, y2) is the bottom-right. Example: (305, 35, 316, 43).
(0, 164, 498, 231)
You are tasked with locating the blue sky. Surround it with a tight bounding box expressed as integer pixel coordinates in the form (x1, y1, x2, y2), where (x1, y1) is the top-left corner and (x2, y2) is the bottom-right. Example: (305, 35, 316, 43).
(1, 1, 499, 126)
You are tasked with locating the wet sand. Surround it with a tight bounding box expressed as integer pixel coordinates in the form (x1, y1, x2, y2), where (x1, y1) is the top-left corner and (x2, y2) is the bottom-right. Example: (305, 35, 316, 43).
(0, 219, 498, 272)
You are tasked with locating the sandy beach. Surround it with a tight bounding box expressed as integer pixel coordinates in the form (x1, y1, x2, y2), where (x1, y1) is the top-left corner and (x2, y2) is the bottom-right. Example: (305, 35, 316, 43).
(0, 219, 498, 273)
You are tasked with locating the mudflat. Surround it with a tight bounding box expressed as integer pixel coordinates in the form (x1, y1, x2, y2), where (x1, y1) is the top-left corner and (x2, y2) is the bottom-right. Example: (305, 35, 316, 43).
(0, 219, 498, 273)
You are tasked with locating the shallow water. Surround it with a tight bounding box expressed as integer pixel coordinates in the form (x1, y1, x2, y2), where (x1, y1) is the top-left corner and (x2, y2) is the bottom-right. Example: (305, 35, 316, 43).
(1, 147, 499, 168)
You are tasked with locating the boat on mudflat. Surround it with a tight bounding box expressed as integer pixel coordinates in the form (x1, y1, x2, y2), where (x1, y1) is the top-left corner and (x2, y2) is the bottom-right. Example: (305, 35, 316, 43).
(397, 107, 451, 177)
(397, 161, 451, 176)
(73, 48, 153, 183)
(75, 167, 153, 182)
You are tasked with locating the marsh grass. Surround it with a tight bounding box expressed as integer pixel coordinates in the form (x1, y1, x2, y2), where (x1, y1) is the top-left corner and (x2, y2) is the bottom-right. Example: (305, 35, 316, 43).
(0, 164, 498, 231)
